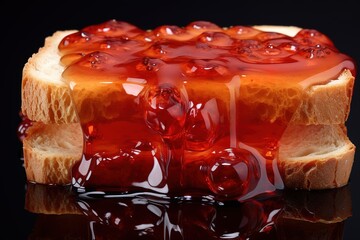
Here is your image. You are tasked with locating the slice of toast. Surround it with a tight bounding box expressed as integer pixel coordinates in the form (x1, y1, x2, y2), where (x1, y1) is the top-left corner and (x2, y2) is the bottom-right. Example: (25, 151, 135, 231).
(23, 122, 355, 189)
(21, 30, 354, 125)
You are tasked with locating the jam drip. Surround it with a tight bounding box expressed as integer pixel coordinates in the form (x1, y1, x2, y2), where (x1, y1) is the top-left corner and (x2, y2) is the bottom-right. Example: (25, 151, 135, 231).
(60, 20, 355, 200)
(17, 113, 32, 142)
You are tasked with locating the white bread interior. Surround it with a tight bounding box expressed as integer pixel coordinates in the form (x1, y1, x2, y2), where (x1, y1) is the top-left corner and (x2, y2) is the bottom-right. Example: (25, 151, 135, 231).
(22, 30, 77, 124)
(23, 122, 82, 185)
(279, 124, 354, 189)
(21, 26, 356, 189)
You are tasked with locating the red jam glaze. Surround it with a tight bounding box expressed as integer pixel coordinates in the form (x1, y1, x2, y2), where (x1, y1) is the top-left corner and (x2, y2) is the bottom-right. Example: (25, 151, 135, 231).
(59, 20, 355, 200)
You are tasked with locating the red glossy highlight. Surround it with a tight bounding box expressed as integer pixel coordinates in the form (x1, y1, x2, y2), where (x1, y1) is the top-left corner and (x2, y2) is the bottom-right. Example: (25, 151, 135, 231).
(17, 113, 32, 142)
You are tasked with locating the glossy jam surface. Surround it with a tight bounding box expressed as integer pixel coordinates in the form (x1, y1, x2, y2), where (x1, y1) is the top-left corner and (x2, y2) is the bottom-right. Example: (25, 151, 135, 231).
(59, 20, 355, 200)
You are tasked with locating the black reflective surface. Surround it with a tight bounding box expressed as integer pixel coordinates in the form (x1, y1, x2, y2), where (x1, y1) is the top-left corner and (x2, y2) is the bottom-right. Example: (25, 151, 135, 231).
(4, 1, 360, 239)
(22, 183, 352, 239)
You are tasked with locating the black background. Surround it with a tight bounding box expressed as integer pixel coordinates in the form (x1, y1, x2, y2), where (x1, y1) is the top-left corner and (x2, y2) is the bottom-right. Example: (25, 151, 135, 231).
(2, 0, 360, 239)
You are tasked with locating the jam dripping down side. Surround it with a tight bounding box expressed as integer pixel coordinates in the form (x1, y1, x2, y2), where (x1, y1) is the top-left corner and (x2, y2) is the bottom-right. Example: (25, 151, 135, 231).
(59, 20, 355, 200)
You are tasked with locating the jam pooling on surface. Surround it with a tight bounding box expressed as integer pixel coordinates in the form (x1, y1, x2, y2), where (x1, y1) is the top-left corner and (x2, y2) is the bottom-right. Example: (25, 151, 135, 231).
(76, 194, 283, 239)
(59, 20, 355, 200)
(25, 183, 351, 239)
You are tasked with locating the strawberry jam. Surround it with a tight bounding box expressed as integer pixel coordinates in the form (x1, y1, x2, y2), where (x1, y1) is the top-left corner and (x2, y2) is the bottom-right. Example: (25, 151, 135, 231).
(59, 20, 355, 200)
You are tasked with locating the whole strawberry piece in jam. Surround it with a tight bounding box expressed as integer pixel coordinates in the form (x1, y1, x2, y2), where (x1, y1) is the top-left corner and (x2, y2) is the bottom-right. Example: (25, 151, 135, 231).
(143, 84, 187, 137)
(206, 148, 260, 198)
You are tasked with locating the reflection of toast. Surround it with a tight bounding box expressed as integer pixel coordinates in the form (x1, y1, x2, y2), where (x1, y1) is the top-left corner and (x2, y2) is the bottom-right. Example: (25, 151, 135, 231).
(25, 183, 352, 238)
(275, 186, 351, 240)
(21, 24, 355, 192)
(276, 219, 346, 240)
(25, 183, 80, 215)
(280, 186, 352, 223)
(27, 214, 88, 239)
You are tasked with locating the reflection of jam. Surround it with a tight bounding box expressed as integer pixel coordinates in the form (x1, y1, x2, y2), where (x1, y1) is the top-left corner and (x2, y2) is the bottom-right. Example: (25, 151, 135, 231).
(25, 183, 352, 239)
(60, 20, 355, 200)
(76, 195, 283, 239)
